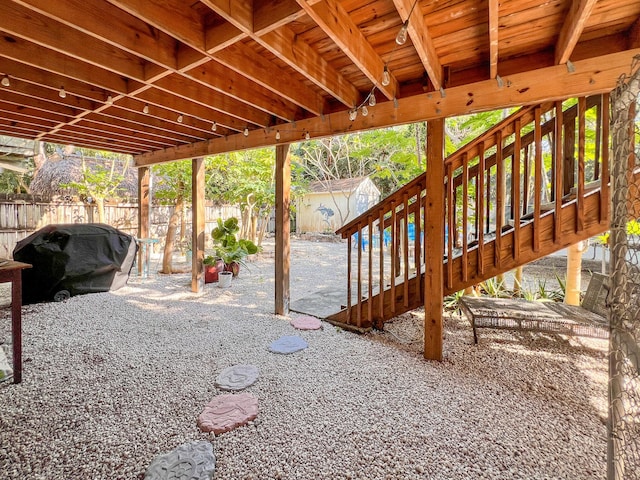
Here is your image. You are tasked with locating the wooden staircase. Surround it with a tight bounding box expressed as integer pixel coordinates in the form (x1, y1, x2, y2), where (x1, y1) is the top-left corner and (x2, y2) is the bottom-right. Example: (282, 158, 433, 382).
(327, 95, 612, 330)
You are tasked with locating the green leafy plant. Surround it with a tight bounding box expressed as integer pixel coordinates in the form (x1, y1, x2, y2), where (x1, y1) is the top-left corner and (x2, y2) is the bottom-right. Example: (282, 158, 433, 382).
(211, 217, 260, 274)
(479, 277, 506, 297)
(444, 290, 464, 311)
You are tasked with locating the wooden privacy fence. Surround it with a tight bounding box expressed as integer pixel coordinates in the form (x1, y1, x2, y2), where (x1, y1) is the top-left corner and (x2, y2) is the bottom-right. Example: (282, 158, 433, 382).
(0, 198, 240, 258)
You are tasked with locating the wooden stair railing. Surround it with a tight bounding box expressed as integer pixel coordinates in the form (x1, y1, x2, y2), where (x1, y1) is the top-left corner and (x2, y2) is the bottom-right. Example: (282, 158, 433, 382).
(329, 95, 610, 330)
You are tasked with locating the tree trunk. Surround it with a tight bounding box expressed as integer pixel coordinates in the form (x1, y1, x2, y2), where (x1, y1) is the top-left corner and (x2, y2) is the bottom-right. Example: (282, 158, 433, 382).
(96, 197, 106, 223)
(565, 241, 583, 305)
(161, 185, 185, 274)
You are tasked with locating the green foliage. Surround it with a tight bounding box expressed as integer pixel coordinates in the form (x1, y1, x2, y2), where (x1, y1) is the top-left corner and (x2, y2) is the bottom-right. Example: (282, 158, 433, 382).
(152, 159, 192, 204)
(210, 217, 260, 267)
(443, 290, 464, 311)
(62, 158, 128, 200)
(479, 277, 506, 297)
(0, 160, 33, 194)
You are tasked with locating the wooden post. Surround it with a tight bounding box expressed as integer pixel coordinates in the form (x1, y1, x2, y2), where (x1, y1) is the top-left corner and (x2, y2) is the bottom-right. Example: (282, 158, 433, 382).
(424, 118, 445, 361)
(137, 166, 150, 276)
(191, 157, 205, 293)
(275, 144, 291, 315)
(565, 241, 583, 305)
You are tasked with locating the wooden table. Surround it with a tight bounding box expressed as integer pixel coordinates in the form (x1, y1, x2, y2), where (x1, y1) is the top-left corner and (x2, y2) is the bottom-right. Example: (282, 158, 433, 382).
(0, 260, 31, 384)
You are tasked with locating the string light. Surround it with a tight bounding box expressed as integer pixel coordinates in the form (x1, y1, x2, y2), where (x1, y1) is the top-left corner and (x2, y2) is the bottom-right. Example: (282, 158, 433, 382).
(211, 122, 217, 131)
(1, 75, 9, 87)
(275, 130, 281, 141)
(143, 104, 149, 114)
(368, 93, 376, 107)
(382, 66, 391, 87)
(243, 127, 249, 136)
(349, 109, 357, 121)
(106, 95, 113, 104)
(177, 114, 183, 123)
(305, 131, 310, 140)
(361, 105, 368, 116)
(58, 87, 67, 98)
(396, 20, 409, 45)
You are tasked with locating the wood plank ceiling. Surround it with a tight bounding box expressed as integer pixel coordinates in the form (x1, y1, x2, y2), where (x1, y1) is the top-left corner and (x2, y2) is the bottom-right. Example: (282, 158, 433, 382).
(1, 0, 639, 166)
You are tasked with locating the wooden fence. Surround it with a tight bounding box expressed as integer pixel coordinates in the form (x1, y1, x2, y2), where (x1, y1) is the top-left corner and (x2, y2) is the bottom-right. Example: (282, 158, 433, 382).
(0, 198, 240, 258)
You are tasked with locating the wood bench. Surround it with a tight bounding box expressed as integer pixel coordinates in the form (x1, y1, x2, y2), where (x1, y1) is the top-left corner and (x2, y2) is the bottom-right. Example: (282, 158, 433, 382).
(459, 273, 609, 343)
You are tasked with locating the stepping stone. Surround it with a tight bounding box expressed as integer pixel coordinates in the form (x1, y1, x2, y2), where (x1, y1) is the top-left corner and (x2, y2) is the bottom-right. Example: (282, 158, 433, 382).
(269, 335, 308, 354)
(144, 441, 215, 480)
(197, 392, 259, 435)
(290, 315, 322, 330)
(215, 364, 259, 391)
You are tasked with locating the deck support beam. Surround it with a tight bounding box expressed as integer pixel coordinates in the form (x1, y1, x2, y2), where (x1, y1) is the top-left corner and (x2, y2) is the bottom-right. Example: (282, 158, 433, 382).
(191, 157, 205, 293)
(137, 166, 151, 276)
(424, 119, 445, 361)
(275, 144, 291, 315)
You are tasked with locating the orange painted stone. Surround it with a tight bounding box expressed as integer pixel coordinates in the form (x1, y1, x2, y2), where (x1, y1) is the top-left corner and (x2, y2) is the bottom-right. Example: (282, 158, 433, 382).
(197, 392, 258, 435)
(290, 315, 322, 330)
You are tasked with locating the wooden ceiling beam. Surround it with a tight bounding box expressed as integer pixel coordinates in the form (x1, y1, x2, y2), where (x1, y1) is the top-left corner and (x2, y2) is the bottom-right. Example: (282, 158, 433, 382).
(253, 0, 308, 35)
(555, 0, 598, 65)
(212, 43, 325, 115)
(488, 0, 499, 79)
(296, 0, 398, 101)
(151, 75, 273, 128)
(106, 0, 206, 51)
(629, 16, 640, 49)
(134, 49, 640, 165)
(202, 1, 360, 109)
(0, 36, 135, 95)
(392, 0, 443, 90)
(0, 2, 147, 83)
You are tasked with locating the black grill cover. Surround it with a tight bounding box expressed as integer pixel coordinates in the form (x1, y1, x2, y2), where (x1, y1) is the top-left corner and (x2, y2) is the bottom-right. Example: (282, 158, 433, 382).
(13, 223, 137, 304)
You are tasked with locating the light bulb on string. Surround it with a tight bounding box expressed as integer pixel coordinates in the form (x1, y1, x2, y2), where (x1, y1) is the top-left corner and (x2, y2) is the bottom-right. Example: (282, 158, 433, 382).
(305, 131, 310, 140)
(349, 109, 357, 121)
(1, 75, 10, 87)
(211, 122, 217, 132)
(368, 93, 376, 107)
(143, 104, 150, 114)
(106, 95, 113, 105)
(59, 87, 67, 98)
(395, 20, 409, 45)
(382, 66, 391, 87)
(361, 105, 368, 117)
(275, 130, 281, 141)
(243, 127, 249, 136)
(177, 114, 183, 123)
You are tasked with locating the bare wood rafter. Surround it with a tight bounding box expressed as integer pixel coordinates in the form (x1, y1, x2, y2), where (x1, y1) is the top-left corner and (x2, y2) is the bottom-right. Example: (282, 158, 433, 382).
(488, 0, 499, 79)
(555, 0, 599, 65)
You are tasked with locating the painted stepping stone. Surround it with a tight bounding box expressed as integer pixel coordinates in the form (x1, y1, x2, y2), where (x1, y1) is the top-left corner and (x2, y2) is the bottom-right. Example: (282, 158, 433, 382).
(269, 335, 308, 354)
(197, 392, 259, 435)
(215, 364, 259, 391)
(144, 441, 215, 480)
(290, 315, 322, 331)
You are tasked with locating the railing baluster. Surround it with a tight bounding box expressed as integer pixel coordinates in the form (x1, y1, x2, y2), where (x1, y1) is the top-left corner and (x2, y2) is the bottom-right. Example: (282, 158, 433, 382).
(390, 201, 397, 316)
(554, 100, 564, 242)
(513, 119, 521, 263)
(367, 219, 373, 322)
(356, 221, 363, 328)
(446, 163, 454, 289)
(346, 235, 352, 325)
(378, 210, 385, 320)
(403, 192, 409, 308)
(415, 190, 422, 301)
(577, 97, 586, 233)
(462, 154, 469, 282)
(495, 131, 504, 269)
(534, 107, 542, 252)
(478, 141, 485, 275)
(601, 93, 610, 223)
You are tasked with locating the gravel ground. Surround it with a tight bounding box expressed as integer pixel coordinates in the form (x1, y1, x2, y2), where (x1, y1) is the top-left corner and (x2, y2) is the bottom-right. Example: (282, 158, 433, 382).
(0, 239, 608, 479)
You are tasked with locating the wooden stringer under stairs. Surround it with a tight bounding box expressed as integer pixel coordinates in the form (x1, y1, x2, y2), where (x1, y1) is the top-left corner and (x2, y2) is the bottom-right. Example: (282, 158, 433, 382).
(327, 95, 612, 330)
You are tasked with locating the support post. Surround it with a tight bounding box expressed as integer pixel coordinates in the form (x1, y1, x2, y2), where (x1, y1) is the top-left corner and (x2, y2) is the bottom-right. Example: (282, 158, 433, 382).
(275, 144, 291, 315)
(137, 166, 150, 276)
(565, 241, 584, 305)
(424, 119, 445, 361)
(191, 157, 205, 293)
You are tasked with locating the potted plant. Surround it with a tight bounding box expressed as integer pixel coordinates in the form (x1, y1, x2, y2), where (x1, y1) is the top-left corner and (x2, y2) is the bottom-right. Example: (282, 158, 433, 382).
(203, 255, 225, 283)
(211, 217, 259, 277)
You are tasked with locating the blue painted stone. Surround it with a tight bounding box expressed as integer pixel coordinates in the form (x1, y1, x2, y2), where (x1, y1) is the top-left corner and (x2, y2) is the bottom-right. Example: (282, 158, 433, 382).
(144, 441, 215, 480)
(269, 335, 308, 354)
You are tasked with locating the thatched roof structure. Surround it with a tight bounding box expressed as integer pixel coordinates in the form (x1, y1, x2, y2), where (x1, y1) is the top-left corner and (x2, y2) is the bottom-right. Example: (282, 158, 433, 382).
(30, 153, 137, 200)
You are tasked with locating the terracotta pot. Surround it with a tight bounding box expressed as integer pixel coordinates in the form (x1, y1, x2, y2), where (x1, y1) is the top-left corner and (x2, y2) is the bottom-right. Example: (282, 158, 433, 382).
(204, 259, 225, 283)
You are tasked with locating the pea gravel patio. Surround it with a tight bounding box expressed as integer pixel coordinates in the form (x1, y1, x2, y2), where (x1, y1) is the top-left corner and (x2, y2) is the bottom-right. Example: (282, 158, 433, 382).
(0, 239, 608, 479)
